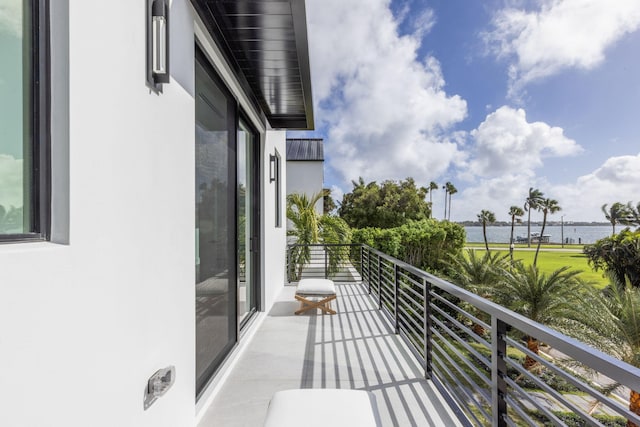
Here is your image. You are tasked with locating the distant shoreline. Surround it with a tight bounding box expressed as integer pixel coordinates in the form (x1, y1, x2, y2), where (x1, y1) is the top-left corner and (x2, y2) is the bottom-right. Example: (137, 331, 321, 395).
(457, 221, 611, 227)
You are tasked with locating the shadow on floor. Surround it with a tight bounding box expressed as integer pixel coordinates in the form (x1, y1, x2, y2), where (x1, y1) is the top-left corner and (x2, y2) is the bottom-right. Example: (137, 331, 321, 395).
(298, 282, 460, 426)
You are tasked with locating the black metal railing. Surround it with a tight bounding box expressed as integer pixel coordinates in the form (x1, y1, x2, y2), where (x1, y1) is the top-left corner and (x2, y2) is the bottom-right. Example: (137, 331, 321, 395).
(288, 243, 640, 427)
(286, 243, 362, 283)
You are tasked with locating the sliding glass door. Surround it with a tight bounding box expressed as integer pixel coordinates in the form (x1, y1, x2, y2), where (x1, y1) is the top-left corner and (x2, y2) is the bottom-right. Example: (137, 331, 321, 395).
(195, 53, 236, 395)
(195, 47, 260, 396)
(237, 120, 258, 326)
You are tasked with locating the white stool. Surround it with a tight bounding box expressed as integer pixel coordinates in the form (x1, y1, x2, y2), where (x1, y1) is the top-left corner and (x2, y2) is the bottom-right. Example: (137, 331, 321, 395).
(294, 278, 336, 315)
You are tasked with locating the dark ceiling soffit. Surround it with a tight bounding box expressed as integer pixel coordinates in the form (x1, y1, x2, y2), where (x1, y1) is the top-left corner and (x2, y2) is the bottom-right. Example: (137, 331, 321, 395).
(190, 0, 314, 131)
(290, 0, 314, 130)
(190, 0, 263, 122)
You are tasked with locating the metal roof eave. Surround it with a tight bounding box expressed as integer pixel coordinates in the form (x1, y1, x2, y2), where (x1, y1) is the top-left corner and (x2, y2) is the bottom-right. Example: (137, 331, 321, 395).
(190, 0, 314, 130)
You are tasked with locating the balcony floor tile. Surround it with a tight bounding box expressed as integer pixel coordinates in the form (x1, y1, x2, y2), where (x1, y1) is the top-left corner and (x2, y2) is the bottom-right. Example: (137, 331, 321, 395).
(198, 282, 462, 426)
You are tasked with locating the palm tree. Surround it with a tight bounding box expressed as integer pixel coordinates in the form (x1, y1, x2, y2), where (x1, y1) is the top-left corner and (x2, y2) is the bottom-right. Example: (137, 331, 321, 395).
(508, 206, 524, 263)
(446, 182, 457, 220)
(287, 191, 324, 279)
(494, 264, 588, 369)
(477, 210, 496, 251)
(428, 181, 438, 218)
(575, 277, 640, 426)
(447, 250, 510, 335)
(524, 188, 544, 248)
(508, 206, 524, 243)
(318, 215, 352, 277)
(442, 183, 449, 220)
(602, 202, 633, 235)
(287, 191, 352, 280)
(533, 198, 561, 266)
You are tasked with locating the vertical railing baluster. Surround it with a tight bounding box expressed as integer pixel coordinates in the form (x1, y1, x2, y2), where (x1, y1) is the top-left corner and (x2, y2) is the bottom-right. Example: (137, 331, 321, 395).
(366, 247, 371, 294)
(324, 246, 328, 279)
(491, 317, 508, 427)
(377, 254, 382, 310)
(423, 277, 432, 379)
(394, 264, 399, 334)
(286, 245, 290, 282)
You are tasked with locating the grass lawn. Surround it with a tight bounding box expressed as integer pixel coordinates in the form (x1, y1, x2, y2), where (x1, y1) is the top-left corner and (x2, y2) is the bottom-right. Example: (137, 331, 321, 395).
(466, 242, 585, 250)
(470, 248, 608, 289)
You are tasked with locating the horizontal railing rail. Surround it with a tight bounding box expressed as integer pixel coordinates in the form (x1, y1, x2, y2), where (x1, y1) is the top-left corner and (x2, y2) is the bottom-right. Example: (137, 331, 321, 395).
(287, 243, 640, 427)
(286, 243, 363, 283)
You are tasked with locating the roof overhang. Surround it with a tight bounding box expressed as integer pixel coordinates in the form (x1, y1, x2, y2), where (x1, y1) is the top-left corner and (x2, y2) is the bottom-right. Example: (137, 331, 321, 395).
(190, 0, 314, 130)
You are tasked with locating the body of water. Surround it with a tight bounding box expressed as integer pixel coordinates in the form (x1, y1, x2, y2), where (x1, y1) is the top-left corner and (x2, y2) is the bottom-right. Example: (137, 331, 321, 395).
(464, 225, 614, 245)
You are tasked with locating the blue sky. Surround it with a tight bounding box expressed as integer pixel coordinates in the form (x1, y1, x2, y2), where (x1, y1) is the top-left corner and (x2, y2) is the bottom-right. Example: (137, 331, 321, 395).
(290, 0, 640, 222)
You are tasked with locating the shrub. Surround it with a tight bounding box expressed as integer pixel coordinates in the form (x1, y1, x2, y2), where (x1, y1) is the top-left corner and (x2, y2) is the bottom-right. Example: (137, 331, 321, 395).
(352, 219, 465, 272)
(584, 229, 640, 288)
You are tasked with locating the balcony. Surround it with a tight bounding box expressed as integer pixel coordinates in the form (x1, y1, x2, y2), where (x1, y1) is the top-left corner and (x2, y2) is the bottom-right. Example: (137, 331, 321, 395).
(200, 244, 640, 426)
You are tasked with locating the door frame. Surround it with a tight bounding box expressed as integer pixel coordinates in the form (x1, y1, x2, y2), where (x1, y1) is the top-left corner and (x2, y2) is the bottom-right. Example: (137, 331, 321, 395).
(195, 43, 262, 399)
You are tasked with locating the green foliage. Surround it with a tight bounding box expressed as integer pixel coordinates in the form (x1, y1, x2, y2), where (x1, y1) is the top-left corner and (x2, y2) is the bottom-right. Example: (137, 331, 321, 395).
(493, 264, 590, 327)
(443, 181, 457, 220)
(352, 219, 465, 272)
(287, 191, 352, 280)
(602, 202, 634, 235)
(323, 188, 337, 214)
(351, 227, 402, 258)
(509, 205, 525, 245)
(447, 250, 509, 293)
(477, 210, 496, 251)
(524, 187, 545, 248)
(446, 250, 510, 336)
(509, 365, 582, 393)
(584, 229, 640, 288)
(319, 216, 352, 277)
(575, 275, 640, 368)
(287, 191, 324, 245)
(533, 198, 561, 266)
(338, 177, 431, 229)
(528, 410, 626, 427)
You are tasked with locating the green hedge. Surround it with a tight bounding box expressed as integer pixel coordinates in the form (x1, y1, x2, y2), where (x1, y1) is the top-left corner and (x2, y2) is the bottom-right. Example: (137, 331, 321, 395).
(352, 219, 465, 273)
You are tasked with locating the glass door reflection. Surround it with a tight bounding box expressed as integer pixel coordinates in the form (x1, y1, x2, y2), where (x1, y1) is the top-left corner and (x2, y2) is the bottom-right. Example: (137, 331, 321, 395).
(237, 121, 256, 325)
(195, 52, 236, 395)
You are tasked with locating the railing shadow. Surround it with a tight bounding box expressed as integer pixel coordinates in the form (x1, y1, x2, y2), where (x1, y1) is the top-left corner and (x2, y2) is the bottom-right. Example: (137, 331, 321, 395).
(299, 281, 459, 426)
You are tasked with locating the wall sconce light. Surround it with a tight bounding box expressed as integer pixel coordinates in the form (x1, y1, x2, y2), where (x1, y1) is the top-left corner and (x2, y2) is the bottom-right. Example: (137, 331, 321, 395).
(147, 0, 170, 92)
(269, 154, 277, 183)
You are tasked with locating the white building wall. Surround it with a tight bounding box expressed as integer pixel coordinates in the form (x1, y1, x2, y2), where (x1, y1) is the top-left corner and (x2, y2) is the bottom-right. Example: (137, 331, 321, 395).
(0, 1, 288, 426)
(263, 131, 288, 310)
(286, 161, 324, 215)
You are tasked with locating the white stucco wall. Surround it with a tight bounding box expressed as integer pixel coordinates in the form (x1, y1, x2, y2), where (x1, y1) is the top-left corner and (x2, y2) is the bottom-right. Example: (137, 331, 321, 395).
(263, 131, 288, 310)
(0, 1, 288, 426)
(286, 161, 324, 215)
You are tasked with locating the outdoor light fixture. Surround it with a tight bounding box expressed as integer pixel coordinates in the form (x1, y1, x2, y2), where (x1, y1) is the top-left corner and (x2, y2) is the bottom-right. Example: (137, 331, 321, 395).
(269, 153, 278, 183)
(146, 0, 170, 92)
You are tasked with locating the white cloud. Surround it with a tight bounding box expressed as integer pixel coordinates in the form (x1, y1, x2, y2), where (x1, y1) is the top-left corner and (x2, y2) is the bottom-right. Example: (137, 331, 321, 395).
(329, 185, 344, 206)
(447, 174, 547, 222)
(449, 153, 640, 222)
(484, 0, 640, 97)
(0, 0, 22, 37)
(553, 153, 640, 221)
(468, 106, 582, 177)
(411, 8, 436, 40)
(444, 106, 584, 221)
(307, 0, 467, 187)
(0, 154, 23, 209)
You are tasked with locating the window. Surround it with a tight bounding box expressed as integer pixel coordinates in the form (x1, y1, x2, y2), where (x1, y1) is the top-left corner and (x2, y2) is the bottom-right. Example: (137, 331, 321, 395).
(271, 149, 282, 228)
(0, 0, 49, 241)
